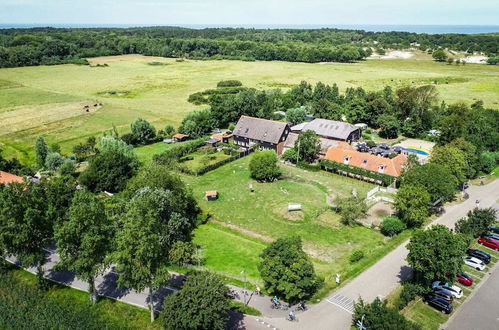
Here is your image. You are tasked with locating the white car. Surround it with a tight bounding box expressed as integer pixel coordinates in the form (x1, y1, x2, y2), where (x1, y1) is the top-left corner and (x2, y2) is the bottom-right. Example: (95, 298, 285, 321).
(464, 256, 486, 271)
(431, 281, 463, 299)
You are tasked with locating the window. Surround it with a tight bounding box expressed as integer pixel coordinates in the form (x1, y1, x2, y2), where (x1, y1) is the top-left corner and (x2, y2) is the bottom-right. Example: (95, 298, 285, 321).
(343, 156, 350, 165)
(378, 165, 385, 173)
(361, 159, 368, 166)
(245, 128, 249, 133)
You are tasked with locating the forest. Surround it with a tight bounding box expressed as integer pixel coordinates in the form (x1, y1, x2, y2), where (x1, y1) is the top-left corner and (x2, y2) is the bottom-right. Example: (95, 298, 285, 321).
(0, 26, 497, 68)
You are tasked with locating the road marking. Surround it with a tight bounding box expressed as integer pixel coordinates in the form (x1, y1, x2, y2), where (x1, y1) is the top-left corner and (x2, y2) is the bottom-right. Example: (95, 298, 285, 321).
(326, 294, 355, 314)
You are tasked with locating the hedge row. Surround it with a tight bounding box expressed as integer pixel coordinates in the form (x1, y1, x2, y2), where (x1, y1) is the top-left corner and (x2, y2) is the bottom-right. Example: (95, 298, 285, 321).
(180, 154, 240, 176)
(153, 138, 206, 164)
(320, 159, 395, 186)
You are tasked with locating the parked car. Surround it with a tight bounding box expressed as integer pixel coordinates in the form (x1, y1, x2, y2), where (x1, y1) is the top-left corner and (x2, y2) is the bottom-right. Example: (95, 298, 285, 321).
(431, 281, 463, 299)
(356, 143, 369, 153)
(489, 226, 499, 234)
(430, 288, 454, 302)
(370, 147, 384, 155)
(392, 146, 404, 154)
(464, 256, 486, 271)
(487, 233, 499, 241)
(377, 143, 390, 150)
(424, 295, 453, 314)
(478, 236, 499, 251)
(456, 272, 473, 286)
(467, 248, 491, 264)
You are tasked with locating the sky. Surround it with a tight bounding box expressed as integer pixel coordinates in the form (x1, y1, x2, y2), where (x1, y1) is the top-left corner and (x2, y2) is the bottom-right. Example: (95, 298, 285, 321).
(0, 0, 498, 26)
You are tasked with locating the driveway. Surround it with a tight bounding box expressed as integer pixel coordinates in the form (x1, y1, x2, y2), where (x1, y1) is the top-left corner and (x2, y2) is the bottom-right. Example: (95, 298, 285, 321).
(259, 180, 499, 330)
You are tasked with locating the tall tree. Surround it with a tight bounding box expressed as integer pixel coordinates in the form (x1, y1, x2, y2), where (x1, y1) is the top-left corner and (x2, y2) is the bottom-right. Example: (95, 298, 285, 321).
(249, 150, 281, 182)
(160, 272, 230, 330)
(130, 118, 157, 145)
(401, 163, 457, 203)
(407, 225, 469, 285)
(114, 187, 197, 322)
(0, 182, 52, 283)
(353, 298, 421, 330)
(258, 236, 321, 303)
(394, 184, 431, 228)
(296, 130, 320, 163)
(430, 145, 468, 184)
(35, 136, 49, 168)
(455, 208, 497, 238)
(54, 190, 112, 302)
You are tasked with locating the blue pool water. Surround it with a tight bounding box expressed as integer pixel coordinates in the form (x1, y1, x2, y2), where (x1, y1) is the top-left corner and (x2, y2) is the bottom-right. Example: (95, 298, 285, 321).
(405, 148, 429, 156)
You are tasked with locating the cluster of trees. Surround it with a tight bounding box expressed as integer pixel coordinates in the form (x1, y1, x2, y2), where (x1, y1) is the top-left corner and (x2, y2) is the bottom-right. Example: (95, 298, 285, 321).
(353, 298, 421, 330)
(0, 163, 201, 324)
(1, 27, 497, 68)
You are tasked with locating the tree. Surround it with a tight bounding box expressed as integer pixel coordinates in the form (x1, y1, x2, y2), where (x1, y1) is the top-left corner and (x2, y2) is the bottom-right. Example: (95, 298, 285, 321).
(44, 152, 64, 172)
(54, 190, 112, 302)
(353, 297, 421, 330)
(286, 107, 307, 124)
(401, 163, 456, 203)
(164, 124, 175, 137)
(394, 184, 430, 228)
(432, 49, 448, 62)
(0, 182, 52, 283)
(258, 236, 321, 303)
(455, 208, 497, 238)
(376, 114, 399, 139)
(249, 150, 281, 182)
(335, 196, 368, 225)
(130, 118, 156, 145)
(160, 272, 230, 330)
(296, 130, 320, 163)
(282, 148, 298, 163)
(45, 176, 77, 225)
(430, 145, 468, 184)
(407, 225, 469, 285)
(59, 159, 77, 176)
(448, 138, 478, 179)
(114, 187, 198, 322)
(35, 136, 49, 168)
(179, 109, 216, 138)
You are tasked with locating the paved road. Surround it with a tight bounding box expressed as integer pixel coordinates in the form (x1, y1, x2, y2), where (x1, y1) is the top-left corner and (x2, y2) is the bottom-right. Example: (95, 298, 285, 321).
(261, 180, 499, 330)
(444, 259, 499, 330)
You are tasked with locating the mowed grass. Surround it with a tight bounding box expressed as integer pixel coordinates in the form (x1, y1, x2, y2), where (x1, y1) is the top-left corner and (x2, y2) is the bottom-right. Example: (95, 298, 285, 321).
(184, 156, 408, 294)
(1, 54, 499, 162)
(134, 141, 174, 164)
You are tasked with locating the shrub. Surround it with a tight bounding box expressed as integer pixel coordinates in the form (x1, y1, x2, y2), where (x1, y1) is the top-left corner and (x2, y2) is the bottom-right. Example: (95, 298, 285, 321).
(396, 282, 428, 310)
(249, 150, 281, 182)
(353, 297, 421, 330)
(380, 216, 406, 237)
(350, 250, 365, 263)
(217, 80, 242, 87)
(130, 118, 156, 145)
(366, 140, 376, 148)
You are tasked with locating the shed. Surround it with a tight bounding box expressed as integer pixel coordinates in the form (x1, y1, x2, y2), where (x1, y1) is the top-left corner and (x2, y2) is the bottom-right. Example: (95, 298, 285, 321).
(205, 138, 219, 147)
(205, 191, 218, 201)
(173, 133, 189, 142)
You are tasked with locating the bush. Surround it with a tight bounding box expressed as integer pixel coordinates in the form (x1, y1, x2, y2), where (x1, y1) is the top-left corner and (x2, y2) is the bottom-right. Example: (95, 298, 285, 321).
(380, 216, 406, 237)
(350, 250, 365, 263)
(217, 80, 242, 87)
(366, 140, 376, 148)
(249, 150, 281, 182)
(396, 282, 428, 310)
(353, 297, 421, 330)
(130, 118, 156, 145)
(321, 159, 395, 186)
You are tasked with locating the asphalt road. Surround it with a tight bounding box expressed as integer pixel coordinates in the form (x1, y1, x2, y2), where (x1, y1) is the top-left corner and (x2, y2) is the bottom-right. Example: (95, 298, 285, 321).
(445, 261, 499, 330)
(261, 180, 499, 330)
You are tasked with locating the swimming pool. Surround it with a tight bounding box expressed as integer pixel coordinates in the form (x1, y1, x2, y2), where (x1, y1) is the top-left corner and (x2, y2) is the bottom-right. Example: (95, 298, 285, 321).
(405, 147, 429, 156)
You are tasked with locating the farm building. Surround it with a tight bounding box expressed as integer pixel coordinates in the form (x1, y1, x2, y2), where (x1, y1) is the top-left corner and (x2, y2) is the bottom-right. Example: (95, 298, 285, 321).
(0, 171, 24, 185)
(173, 133, 189, 142)
(205, 190, 218, 201)
(291, 118, 360, 143)
(283, 133, 344, 155)
(233, 116, 290, 155)
(324, 143, 407, 177)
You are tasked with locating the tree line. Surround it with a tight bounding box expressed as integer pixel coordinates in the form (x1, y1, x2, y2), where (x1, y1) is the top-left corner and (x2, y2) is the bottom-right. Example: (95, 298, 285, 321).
(0, 26, 497, 68)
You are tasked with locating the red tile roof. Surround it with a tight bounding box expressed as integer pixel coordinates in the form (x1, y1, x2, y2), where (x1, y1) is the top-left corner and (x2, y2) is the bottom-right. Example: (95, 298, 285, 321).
(324, 147, 407, 177)
(173, 133, 188, 139)
(0, 171, 24, 185)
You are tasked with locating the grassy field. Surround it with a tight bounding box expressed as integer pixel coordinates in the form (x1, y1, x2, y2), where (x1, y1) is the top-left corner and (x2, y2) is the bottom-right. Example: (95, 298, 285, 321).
(183, 156, 412, 295)
(134, 141, 173, 164)
(180, 150, 232, 173)
(1, 54, 499, 162)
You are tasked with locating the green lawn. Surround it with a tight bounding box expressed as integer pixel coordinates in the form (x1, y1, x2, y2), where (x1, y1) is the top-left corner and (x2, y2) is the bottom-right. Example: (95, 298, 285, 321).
(1, 54, 498, 163)
(180, 150, 232, 173)
(134, 141, 174, 164)
(184, 156, 410, 295)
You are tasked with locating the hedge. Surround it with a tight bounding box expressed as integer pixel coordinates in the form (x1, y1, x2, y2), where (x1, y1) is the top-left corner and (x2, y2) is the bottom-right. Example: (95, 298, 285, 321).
(153, 138, 206, 164)
(179, 153, 240, 176)
(320, 159, 395, 186)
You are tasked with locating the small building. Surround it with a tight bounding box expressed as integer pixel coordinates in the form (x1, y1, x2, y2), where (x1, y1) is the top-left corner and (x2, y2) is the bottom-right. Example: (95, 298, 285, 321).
(0, 171, 24, 186)
(173, 133, 189, 142)
(211, 132, 233, 144)
(324, 143, 407, 178)
(291, 118, 360, 143)
(205, 138, 219, 147)
(233, 116, 291, 155)
(205, 190, 218, 201)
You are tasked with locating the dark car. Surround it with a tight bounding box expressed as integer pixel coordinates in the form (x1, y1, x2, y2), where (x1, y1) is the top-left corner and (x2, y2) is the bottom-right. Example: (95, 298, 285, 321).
(430, 289, 454, 302)
(356, 143, 369, 152)
(370, 147, 384, 155)
(377, 143, 390, 150)
(424, 296, 453, 314)
(456, 272, 473, 286)
(392, 146, 404, 154)
(489, 227, 499, 234)
(467, 248, 491, 264)
(488, 233, 499, 241)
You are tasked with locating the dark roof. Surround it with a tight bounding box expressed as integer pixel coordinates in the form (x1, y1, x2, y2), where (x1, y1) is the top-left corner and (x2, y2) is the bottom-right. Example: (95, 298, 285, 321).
(297, 119, 359, 140)
(234, 116, 289, 144)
